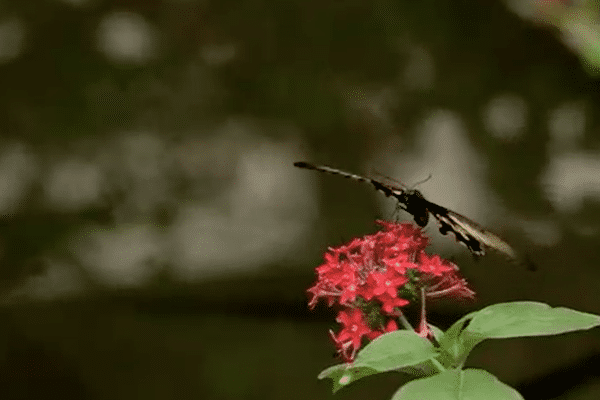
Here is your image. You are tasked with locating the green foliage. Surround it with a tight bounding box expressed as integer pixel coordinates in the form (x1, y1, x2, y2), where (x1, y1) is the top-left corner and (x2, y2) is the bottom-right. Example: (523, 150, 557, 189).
(319, 302, 600, 398)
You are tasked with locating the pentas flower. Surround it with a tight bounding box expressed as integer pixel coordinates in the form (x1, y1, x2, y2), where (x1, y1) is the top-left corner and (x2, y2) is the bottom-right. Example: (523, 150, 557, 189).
(307, 221, 474, 362)
(330, 308, 372, 361)
(417, 252, 475, 299)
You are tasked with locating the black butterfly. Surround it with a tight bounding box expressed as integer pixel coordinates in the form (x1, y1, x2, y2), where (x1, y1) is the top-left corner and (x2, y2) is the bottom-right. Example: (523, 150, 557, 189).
(294, 161, 519, 262)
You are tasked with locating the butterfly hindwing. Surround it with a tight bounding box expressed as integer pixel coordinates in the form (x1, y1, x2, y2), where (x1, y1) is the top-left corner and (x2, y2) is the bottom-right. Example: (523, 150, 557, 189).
(424, 200, 518, 261)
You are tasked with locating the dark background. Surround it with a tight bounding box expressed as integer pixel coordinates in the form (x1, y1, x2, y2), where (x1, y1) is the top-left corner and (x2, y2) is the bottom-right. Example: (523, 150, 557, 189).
(1, 0, 600, 399)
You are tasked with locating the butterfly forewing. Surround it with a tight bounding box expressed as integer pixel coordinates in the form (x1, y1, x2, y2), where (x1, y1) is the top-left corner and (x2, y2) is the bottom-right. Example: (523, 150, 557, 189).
(442, 211, 517, 260)
(294, 162, 430, 226)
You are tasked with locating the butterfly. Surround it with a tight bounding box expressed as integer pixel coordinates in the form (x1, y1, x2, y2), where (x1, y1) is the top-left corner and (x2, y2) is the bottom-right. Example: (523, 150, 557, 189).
(294, 161, 520, 262)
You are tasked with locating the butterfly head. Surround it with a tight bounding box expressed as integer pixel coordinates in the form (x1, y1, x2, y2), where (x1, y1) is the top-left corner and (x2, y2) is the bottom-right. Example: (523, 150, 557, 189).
(397, 189, 430, 227)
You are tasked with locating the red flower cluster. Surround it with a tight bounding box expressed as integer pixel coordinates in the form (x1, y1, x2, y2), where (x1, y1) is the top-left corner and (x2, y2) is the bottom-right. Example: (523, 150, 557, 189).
(307, 221, 474, 362)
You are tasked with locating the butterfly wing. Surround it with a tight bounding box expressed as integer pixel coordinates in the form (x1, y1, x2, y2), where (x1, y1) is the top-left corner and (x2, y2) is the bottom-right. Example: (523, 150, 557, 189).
(293, 162, 397, 196)
(424, 201, 518, 261)
(294, 162, 432, 226)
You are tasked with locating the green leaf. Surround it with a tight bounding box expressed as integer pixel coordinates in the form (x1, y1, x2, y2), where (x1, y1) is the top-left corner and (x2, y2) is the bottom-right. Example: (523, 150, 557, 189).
(396, 359, 440, 378)
(438, 302, 600, 367)
(438, 314, 477, 365)
(395, 325, 445, 377)
(466, 302, 600, 338)
(392, 369, 524, 400)
(318, 331, 440, 392)
(354, 330, 439, 372)
(317, 363, 380, 393)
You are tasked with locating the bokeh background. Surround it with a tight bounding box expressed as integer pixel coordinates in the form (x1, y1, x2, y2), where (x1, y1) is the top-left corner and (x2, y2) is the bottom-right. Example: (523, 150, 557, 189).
(1, 0, 600, 399)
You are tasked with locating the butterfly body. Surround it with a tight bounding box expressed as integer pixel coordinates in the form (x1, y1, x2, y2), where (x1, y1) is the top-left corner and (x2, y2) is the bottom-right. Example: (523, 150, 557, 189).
(294, 161, 518, 261)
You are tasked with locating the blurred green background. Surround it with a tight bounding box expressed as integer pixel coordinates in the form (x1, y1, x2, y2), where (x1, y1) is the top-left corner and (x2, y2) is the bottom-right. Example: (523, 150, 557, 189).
(1, 0, 600, 399)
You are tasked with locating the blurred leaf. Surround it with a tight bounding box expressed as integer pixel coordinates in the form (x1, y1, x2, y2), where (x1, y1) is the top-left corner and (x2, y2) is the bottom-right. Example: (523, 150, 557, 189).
(392, 369, 524, 400)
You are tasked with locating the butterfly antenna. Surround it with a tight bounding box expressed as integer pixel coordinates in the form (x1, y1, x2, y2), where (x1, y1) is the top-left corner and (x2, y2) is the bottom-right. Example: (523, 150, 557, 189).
(411, 173, 432, 188)
(372, 169, 408, 189)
